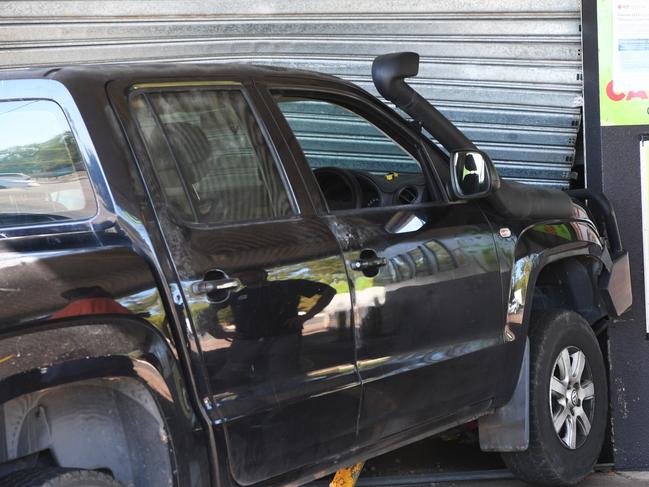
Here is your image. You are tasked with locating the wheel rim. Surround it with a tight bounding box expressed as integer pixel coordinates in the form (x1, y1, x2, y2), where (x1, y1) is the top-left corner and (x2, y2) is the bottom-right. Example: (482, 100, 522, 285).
(549, 346, 595, 450)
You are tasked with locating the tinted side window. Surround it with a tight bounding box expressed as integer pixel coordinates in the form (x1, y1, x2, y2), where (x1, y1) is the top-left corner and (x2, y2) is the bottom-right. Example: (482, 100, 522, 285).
(131, 89, 292, 224)
(0, 100, 96, 226)
(276, 98, 423, 175)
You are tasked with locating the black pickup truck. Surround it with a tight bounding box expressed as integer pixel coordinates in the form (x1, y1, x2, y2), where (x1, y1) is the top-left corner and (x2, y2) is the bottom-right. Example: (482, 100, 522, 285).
(0, 52, 631, 487)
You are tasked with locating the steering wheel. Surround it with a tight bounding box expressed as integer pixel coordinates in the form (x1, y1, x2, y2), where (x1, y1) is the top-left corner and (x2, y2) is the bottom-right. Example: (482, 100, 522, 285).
(313, 167, 363, 211)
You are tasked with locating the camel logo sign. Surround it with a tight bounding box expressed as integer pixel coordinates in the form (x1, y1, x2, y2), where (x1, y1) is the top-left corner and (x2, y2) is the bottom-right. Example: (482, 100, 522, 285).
(605, 81, 649, 102)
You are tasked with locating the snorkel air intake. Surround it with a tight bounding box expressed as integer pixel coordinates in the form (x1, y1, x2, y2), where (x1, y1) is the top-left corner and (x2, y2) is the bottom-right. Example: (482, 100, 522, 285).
(372, 52, 475, 153)
(373, 51, 574, 220)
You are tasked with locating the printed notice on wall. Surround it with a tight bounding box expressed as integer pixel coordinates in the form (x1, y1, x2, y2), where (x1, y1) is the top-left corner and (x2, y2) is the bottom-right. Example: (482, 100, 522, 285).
(613, 1, 649, 91)
(598, 0, 649, 126)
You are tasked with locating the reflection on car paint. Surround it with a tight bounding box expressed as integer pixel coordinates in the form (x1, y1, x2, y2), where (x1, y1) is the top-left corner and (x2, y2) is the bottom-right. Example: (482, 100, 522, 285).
(324, 204, 504, 446)
(197, 268, 336, 389)
(50, 286, 132, 320)
(152, 212, 361, 484)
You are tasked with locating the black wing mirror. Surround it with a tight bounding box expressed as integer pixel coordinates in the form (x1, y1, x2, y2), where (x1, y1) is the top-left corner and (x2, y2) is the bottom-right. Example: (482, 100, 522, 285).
(450, 149, 498, 199)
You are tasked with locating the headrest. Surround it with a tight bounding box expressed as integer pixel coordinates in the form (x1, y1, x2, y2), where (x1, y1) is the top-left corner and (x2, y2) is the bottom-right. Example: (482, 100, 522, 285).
(163, 122, 211, 169)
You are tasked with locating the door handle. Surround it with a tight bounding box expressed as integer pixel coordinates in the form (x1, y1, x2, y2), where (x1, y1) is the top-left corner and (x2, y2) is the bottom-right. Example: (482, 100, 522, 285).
(350, 257, 387, 271)
(191, 277, 241, 295)
(350, 249, 387, 278)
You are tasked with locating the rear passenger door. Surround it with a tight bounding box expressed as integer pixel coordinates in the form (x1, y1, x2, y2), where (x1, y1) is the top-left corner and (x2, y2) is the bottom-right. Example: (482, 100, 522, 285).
(265, 86, 505, 447)
(124, 82, 360, 485)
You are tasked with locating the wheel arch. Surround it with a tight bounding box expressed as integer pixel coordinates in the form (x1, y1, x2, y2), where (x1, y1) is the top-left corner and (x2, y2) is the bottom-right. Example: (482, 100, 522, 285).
(504, 220, 606, 345)
(1, 376, 172, 486)
(0, 316, 207, 486)
(530, 256, 607, 327)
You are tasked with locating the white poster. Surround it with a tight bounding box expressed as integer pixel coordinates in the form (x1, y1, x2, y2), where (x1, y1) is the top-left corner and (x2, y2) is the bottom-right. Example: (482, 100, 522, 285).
(641, 137, 649, 333)
(612, 0, 649, 91)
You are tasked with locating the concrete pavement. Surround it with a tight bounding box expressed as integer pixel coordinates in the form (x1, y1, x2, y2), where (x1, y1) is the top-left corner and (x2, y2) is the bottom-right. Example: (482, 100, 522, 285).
(437, 472, 649, 486)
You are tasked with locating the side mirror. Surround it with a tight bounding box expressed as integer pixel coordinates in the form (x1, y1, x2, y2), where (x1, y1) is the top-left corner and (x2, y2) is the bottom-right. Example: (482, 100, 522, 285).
(450, 150, 497, 199)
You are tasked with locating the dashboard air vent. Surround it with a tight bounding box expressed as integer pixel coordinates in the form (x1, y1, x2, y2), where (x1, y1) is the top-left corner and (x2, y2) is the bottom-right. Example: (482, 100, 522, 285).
(397, 186, 419, 205)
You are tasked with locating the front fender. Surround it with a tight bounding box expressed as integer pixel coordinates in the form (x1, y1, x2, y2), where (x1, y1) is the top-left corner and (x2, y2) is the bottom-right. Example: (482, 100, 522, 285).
(494, 217, 604, 405)
(505, 219, 604, 343)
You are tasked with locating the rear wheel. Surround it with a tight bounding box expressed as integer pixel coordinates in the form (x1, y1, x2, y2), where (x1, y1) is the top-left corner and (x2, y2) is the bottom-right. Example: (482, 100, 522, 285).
(502, 310, 607, 486)
(0, 468, 123, 487)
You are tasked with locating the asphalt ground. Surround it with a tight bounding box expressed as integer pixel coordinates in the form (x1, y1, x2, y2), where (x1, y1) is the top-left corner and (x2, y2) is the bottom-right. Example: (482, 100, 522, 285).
(314, 471, 649, 486)
(312, 434, 649, 486)
(438, 472, 649, 486)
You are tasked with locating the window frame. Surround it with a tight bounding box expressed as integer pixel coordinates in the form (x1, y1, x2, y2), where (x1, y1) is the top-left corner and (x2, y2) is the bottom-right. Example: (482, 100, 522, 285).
(0, 80, 107, 237)
(127, 82, 301, 229)
(262, 83, 449, 215)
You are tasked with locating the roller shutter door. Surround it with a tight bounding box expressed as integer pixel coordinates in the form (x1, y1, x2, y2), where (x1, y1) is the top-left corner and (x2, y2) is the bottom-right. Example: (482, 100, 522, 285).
(1, 0, 583, 188)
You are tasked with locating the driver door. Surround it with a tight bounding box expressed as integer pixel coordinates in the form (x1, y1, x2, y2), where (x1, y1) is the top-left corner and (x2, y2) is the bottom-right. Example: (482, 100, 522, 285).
(264, 85, 505, 447)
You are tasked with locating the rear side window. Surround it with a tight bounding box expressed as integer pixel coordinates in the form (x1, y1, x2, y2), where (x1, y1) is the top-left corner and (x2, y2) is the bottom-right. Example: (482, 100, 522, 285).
(0, 100, 96, 226)
(131, 89, 292, 224)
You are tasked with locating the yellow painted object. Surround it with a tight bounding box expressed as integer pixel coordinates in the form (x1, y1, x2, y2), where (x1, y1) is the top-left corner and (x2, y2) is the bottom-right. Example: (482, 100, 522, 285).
(329, 463, 364, 487)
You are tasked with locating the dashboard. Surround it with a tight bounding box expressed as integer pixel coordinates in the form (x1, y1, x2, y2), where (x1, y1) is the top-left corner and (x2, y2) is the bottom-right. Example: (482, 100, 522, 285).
(313, 167, 430, 211)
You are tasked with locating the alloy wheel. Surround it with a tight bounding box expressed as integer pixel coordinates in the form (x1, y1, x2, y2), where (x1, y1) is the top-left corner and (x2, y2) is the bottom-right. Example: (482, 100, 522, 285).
(549, 346, 595, 450)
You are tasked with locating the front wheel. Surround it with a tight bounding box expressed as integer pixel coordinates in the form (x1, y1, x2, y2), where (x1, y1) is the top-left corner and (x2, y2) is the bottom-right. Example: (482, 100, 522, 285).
(502, 310, 608, 486)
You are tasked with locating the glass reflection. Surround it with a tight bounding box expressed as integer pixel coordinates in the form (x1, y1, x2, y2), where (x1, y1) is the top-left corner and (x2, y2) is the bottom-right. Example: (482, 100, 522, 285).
(0, 100, 96, 226)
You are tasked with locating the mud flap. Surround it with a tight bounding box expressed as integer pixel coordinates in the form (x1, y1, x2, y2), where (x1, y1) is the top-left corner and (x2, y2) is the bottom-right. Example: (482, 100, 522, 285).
(479, 339, 529, 452)
(601, 251, 632, 317)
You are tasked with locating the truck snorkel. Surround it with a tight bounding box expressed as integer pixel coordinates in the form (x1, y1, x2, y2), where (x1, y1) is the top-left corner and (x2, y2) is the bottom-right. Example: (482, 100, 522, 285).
(372, 51, 475, 153)
(372, 51, 579, 221)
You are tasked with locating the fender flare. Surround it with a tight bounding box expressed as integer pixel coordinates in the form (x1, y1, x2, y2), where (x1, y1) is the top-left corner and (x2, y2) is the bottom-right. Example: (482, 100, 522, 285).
(501, 219, 605, 377)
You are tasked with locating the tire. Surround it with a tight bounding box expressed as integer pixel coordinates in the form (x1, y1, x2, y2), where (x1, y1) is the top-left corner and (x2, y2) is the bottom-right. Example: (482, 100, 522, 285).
(502, 310, 608, 486)
(0, 468, 124, 487)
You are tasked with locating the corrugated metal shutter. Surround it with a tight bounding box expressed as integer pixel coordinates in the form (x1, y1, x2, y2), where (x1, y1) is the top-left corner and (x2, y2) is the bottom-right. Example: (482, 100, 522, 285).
(1, 0, 583, 188)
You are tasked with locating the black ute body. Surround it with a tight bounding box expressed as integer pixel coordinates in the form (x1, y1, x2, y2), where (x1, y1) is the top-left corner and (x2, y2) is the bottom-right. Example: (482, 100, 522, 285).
(0, 60, 631, 487)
